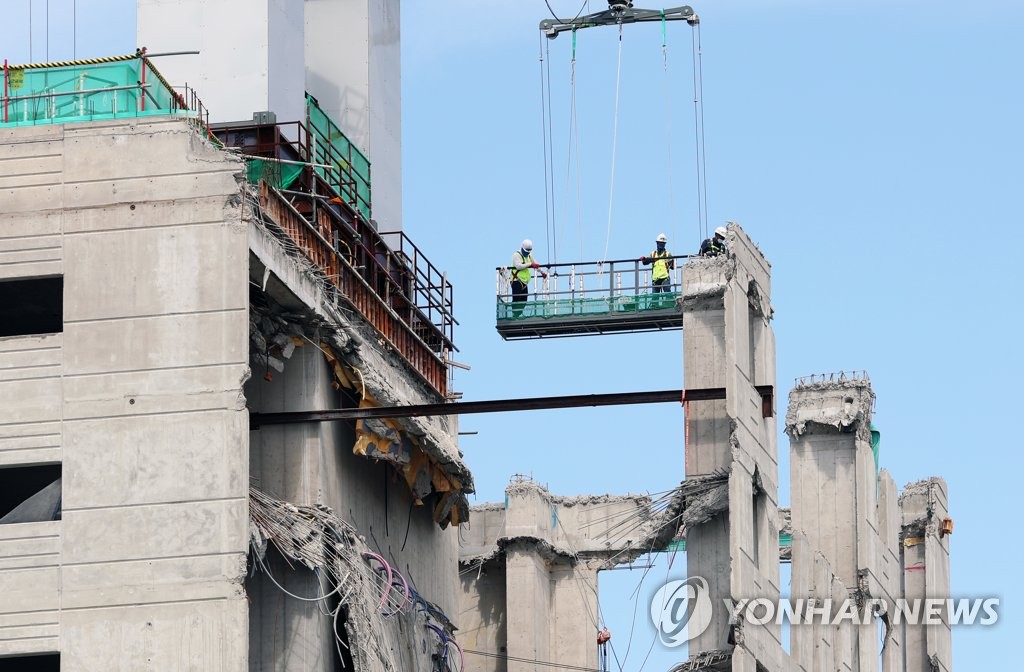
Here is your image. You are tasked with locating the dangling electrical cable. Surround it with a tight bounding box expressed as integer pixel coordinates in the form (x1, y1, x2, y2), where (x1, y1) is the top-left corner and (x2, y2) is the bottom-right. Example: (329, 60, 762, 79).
(602, 22, 624, 264)
(660, 11, 678, 249)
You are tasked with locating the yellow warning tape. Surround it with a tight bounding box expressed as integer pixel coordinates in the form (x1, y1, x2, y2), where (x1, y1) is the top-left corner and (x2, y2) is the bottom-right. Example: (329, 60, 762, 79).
(903, 536, 925, 547)
(5, 53, 138, 71)
(142, 58, 177, 101)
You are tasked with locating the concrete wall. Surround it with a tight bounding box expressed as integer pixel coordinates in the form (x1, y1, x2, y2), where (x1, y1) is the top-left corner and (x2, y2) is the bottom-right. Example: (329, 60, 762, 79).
(306, 0, 403, 230)
(0, 118, 250, 669)
(459, 560, 508, 672)
(137, 0, 306, 125)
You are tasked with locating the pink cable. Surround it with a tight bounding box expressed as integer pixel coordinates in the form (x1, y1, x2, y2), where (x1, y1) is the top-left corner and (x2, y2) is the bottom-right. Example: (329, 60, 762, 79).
(390, 567, 411, 612)
(362, 551, 393, 610)
(448, 637, 466, 672)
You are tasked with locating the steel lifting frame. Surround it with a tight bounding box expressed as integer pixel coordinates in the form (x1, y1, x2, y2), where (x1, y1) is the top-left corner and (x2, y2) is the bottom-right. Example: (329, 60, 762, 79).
(539, 3, 698, 39)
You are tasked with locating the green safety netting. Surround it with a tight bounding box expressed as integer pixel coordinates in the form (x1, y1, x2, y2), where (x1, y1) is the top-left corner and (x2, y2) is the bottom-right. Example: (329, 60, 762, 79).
(306, 94, 371, 220)
(246, 157, 303, 190)
(1, 58, 189, 127)
(496, 292, 682, 321)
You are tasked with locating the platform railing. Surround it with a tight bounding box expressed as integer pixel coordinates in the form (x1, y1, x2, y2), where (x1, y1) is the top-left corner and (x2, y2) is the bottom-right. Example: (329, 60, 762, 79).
(495, 255, 690, 320)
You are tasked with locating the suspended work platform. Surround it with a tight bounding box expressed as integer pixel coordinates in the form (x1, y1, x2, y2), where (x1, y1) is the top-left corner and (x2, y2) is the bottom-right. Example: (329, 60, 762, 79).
(496, 256, 688, 340)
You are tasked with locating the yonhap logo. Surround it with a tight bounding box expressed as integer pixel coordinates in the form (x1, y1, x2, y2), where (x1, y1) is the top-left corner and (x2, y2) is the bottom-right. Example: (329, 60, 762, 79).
(649, 577, 713, 647)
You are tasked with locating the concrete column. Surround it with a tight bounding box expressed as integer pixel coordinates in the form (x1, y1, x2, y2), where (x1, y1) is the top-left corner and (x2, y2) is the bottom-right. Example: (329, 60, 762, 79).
(505, 546, 552, 671)
(137, 0, 305, 124)
(246, 345, 335, 668)
(460, 482, 654, 672)
(681, 224, 782, 660)
(786, 376, 881, 671)
(900, 479, 952, 672)
(786, 378, 877, 590)
(306, 0, 403, 230)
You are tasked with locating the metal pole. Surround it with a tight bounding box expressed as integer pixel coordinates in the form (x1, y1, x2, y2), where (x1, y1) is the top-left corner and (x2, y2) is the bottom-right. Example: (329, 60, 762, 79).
(143, 50, 202, 58)
(3, 82, 151, 104)
(3, 59, 8, 124)
(140, 55, 146, 111)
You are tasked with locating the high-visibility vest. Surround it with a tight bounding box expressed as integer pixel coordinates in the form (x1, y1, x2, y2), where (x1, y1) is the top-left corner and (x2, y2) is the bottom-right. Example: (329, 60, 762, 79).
(650, 250, 672, 281)
(512, 251, 533, 284)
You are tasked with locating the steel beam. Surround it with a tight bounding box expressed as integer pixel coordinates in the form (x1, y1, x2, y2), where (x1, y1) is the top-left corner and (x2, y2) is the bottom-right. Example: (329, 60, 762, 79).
(249, 386, 775, 428)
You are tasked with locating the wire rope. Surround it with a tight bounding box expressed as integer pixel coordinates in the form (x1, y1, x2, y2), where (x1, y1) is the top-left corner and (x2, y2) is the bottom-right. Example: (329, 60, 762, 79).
(546, 38, 558, 264)
(539, 31, 554, 261)
(690, 23, 705, 242)
(696, 21, 710, 241)
(602, 22, 624, 264)
(566, 28, 583, 262)
(661, 11, 678, 249)
(543, 0, 591, 24)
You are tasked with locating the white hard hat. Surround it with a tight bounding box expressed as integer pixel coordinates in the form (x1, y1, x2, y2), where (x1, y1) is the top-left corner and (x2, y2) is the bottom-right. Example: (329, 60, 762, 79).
(521, 239, 533, 251)
(656, 233, 668, 243)
(714, 226, 727, 238)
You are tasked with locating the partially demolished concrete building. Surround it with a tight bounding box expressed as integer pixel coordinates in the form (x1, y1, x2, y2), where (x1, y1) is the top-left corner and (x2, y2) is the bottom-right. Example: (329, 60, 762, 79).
(1, 0, 471, 670)
(0, 3, 953, 672)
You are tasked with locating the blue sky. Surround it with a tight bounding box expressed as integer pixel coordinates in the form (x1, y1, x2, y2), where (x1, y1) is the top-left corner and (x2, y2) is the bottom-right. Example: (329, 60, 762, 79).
(3, 0, 1020, 668)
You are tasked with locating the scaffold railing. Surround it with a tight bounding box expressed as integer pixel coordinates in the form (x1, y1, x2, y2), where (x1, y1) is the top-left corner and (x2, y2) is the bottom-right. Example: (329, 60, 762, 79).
(1, 52, 210, 133)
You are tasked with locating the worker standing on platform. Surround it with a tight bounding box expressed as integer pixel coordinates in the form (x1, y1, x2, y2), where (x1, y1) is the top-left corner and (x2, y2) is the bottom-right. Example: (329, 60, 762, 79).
(641, 233, 675, 293)
(700, 226, 729, 257)
(510, 239, 545, 316)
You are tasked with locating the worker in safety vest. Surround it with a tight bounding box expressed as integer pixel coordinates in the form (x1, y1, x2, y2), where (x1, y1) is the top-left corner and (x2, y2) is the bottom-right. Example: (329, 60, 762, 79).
(700, 226, 728, 257)
(640, 233, 675, 293)
(510, 239, 546, 315)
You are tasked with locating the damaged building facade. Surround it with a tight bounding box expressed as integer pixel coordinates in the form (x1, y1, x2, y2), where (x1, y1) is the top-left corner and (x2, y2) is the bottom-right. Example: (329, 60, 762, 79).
(0, 3, 954, 672)
(1, 0, 472, 670)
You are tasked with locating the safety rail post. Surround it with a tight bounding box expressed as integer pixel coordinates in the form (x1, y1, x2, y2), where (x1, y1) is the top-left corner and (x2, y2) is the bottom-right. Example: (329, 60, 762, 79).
(3, 59, 8, 124)
(139, 53, 146, 112)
